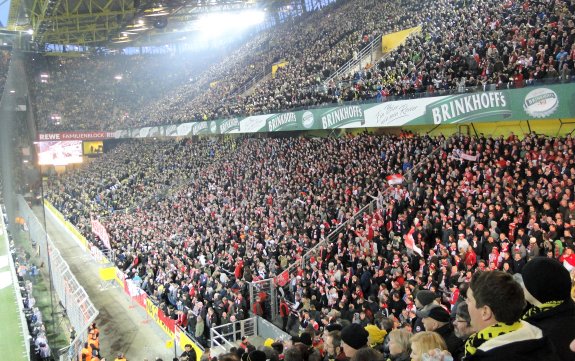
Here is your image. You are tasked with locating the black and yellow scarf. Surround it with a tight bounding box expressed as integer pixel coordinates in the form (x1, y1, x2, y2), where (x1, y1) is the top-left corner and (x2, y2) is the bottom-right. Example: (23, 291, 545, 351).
(464, 321, 523, 356)
(522, 300, 563, 320)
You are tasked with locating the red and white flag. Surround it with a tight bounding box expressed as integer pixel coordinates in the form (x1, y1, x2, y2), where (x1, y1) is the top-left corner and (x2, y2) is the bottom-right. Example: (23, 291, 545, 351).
(386, 174, 403, 185)
(274, 270, 290, 287)
(91, 217, 111, 250)
(460, 153, 478, 161)
(404, 227, 423, 256)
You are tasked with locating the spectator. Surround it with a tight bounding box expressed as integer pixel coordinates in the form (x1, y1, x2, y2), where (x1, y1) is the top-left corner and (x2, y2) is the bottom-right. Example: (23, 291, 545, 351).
(519, 257, 575, 361)
(413, 290, 440, 333)
(323, 330, 345, 361)
(180, 344, 197, 361)
(465, 270, 559, 360)
(349, 347, 384, 361)
(409, 331, 448, 361)
(340, 324, 369, 359)
(386, 329, 412, 361)
(452, 303, 475, 341)
(416, 305, 463, 360)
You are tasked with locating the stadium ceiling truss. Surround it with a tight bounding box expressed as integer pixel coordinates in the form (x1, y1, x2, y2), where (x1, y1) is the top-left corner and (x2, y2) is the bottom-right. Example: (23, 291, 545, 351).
(7, 0, 306, 47)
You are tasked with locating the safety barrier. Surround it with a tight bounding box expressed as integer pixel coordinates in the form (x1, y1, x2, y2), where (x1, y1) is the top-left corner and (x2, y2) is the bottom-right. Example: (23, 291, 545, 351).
(210, 317, 257, 354)
(17, 196, 98, 360)
(43, 200, 205, 361)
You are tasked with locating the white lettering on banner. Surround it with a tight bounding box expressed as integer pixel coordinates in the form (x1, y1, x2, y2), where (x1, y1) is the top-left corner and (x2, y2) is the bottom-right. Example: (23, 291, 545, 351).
(321, 106, 364, 128)
(365, 97, 441, 127)
(268, 113, 297, 132)
(221, 118, 240, 133)
(138, 127, 151, 138)
(460, 153, 478, 161)
(177, 123, 194, 136)
(39, 134, 61, 140)
(38, 132, 115, 140)
(241, 114, 275, 133)
(192, 122, 208, 135)
(431, 92, 507, 124)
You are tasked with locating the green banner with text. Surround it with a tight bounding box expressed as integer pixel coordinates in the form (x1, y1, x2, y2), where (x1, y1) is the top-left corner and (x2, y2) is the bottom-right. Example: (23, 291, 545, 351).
(119, 83, 575, 138)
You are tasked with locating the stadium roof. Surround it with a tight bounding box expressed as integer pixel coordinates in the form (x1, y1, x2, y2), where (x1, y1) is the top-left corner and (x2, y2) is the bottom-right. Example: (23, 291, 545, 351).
(7, 0, 296, 48)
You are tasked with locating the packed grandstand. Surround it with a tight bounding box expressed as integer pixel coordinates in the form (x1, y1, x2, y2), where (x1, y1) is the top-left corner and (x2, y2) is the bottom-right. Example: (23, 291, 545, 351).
(1, 0, 575, 360)
(24, 0, 575, 132)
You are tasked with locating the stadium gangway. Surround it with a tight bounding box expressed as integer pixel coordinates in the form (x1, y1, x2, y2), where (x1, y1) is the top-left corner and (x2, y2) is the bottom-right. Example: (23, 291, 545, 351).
(245, 140, 447, 327)
(279, 138, 446, 277)
(323, 33, 383, 86)
(210, 317, 257, 355)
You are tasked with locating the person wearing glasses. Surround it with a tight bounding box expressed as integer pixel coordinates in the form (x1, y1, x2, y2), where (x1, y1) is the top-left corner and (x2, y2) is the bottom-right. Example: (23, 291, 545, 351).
(452, 302, 475, 360)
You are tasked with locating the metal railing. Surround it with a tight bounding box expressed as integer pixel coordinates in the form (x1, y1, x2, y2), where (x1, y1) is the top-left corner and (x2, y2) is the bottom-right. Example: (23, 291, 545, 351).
(324, 33, 383, 85)
(227, 69, 268, 98)
(280, 138, 446, 282)
(248, 278, 278, 321)
(210, 317, 257, 354)
(245, 139, 447, 329)
(17, 196, 98, 361)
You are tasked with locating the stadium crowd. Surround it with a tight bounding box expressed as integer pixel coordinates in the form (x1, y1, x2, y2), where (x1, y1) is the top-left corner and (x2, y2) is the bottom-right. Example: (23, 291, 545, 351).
(46, 131, 575, 360)
(0, 50, 11, 97)
(26, 0, 575, 132)
(7, 219, 53, 360)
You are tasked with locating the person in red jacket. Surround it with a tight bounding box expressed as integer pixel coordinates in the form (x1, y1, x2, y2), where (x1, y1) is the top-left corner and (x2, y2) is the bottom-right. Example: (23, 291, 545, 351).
(463, 245, 477, 269)
(559, 247, 575, 271)
(176, 309, 188, 328)
(252, 295, 263, 317)
(234, 259, 244, 279)
(279, 297, 289, 331)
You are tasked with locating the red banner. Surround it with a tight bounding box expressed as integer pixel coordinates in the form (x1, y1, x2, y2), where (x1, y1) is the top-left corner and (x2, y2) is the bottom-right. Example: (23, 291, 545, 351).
(38, 132, 115, 141)
(91, 218, 111, 250)
(274, 270, 290, 287)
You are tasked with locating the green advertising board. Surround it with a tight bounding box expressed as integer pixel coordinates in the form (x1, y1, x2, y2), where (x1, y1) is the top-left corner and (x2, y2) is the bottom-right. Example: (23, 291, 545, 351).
(118, 83, 575, 139)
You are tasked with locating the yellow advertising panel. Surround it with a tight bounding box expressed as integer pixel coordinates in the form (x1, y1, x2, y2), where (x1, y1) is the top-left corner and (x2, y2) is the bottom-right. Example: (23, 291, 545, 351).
(177, 327, 203, 361)
(381, 26, 422, 53)
(272, 61, 289, 78)
(98, 267, 116, 281)
(83, 141, 103, 155)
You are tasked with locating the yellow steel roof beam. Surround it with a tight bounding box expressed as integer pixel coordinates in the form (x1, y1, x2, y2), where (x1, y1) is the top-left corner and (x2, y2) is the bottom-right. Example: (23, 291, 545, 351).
(7, 0, 24, 30)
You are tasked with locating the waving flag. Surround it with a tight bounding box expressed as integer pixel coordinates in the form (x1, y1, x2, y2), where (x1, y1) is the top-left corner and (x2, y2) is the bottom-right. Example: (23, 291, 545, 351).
(386, 174, 403, 185)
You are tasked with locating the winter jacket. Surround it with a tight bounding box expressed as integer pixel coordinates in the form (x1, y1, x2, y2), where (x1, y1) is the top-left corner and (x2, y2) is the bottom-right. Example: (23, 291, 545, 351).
(463, 321, 560, 361)
(523, 299, 575, 361)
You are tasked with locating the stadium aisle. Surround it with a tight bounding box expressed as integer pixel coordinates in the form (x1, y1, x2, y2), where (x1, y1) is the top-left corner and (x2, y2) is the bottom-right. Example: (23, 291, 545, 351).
(36, 206, 176, 361)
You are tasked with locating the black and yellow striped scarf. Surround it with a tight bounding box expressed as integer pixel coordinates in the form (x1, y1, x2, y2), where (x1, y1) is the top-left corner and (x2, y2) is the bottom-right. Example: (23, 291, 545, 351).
(464, 321, 523, 356)
(522, 300, 563, 320)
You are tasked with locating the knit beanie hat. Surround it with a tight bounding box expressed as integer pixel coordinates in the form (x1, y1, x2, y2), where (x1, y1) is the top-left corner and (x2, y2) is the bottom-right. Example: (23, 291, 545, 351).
(247, 350, 267, 361)
(300, 332, 313, 347)
(416, 290, 437, 308)
(521, 257, 571, 303)
(340, 323, 369, 350)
